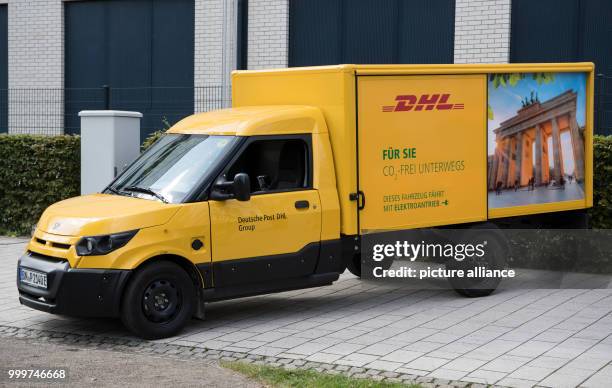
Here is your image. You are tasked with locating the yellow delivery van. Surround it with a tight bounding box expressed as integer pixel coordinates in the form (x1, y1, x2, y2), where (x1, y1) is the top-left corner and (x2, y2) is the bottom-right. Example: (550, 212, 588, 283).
(17, 64, 594, 338)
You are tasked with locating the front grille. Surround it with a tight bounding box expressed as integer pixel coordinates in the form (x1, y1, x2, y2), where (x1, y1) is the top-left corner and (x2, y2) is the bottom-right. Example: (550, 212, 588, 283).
(27, 251, 68, 264)
(35, 238, 46, 245)
(51, 242, 71, 250)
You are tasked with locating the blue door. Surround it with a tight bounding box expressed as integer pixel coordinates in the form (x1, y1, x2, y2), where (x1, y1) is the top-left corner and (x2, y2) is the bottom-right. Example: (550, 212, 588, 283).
(511, 0, 612, 134)
(65, 0, 194, 140)
(289, 0, 455, 66)
(0, 5, 7, 133)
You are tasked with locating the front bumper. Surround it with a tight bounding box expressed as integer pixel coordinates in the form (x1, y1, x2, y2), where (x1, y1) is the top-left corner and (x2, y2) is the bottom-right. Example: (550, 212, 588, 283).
(17, 251, 131, 318)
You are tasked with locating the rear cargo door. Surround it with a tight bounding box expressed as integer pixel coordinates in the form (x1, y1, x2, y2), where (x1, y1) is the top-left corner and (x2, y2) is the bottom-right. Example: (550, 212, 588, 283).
(356, 74, 487, 232)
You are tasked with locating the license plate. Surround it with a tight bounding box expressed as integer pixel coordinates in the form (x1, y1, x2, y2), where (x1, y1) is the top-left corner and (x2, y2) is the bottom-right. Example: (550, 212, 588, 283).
(19, 267, 48, 289)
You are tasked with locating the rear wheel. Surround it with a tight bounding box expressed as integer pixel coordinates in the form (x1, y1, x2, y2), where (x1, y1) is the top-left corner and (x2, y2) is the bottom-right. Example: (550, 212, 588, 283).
(121, 261, 196, 339)
(346, 253, 362, 277)
(447, 229, 507, 298)
(346, 253, 394, 278)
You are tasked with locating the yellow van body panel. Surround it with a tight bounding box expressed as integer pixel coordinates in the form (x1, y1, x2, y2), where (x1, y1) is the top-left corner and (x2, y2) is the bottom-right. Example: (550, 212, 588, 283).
(356, 74, 488, 231)
(36, 194, 180, 236)
(28, 197, 210, 275)
(167, 105, 327, 136)
(232, 66, 359, 235)
(76, 202, 211, 275)
(313, 132, 341, 241)
(30, 194, 182, 268)
(29, 230, 82, 268)
(208, 190, 321, 261)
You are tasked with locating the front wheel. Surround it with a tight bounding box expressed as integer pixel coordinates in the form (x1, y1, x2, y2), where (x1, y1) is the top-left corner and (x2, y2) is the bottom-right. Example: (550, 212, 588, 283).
(121, 261, 196, 339)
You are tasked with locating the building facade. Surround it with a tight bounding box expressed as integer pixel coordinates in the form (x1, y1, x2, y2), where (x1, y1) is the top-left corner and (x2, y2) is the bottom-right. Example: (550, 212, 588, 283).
(0, 0, 609, 138)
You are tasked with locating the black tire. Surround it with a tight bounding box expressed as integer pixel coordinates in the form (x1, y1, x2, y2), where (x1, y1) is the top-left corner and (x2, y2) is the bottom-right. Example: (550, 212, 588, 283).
(447, 229, 507, 298)
(346, 253, 393, 278)
(121, 261, 196, 339)
(346, 253, 362, 277)
(453, 286, 496, 298)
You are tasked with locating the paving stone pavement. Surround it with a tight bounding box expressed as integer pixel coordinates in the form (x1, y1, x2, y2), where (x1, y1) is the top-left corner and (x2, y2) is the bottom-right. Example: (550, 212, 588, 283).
(2, 237, 612, 388)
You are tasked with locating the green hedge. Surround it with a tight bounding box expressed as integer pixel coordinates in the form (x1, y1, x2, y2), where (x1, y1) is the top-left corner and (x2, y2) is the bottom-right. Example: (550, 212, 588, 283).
(0, 135, 80, 236)
(141, 129, 165, 151)
(0, 133, 610, 236)
(141, 117, 170, 151)
(589, 134, 612, 229)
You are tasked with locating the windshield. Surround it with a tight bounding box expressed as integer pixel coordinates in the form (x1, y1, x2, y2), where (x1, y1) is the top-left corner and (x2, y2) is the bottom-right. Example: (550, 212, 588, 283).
(109, 134, 237, 203)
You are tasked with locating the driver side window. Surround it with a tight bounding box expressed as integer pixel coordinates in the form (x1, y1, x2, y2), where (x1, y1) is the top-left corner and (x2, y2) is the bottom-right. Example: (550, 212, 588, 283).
(226, 138, 310, 194)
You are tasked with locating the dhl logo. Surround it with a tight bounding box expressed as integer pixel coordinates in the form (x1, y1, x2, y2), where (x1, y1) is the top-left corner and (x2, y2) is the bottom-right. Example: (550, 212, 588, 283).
(382, 94, 464, 112)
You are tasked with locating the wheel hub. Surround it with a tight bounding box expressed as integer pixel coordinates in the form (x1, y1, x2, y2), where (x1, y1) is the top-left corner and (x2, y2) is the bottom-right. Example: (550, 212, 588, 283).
(142, 279, 181, 323)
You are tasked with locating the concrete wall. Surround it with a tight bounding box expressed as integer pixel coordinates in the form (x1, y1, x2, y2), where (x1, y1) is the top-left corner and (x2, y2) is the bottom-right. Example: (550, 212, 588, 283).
(8, 0, 63, 134)
(454, 0, 512, 63)
(195, 0, 225, 88)
(194, 0, 235, 112)
(247, 0, 288, 69)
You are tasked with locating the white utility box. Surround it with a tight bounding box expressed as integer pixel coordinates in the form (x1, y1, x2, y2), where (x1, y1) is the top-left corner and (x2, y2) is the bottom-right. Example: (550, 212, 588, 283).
(79, 110, 142, 195)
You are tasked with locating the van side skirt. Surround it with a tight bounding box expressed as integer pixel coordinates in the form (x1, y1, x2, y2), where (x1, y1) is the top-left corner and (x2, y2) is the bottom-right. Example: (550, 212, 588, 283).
(203, 242, 321, 288)
(199, 272, 339, 302)
(196, 239, 345, 302)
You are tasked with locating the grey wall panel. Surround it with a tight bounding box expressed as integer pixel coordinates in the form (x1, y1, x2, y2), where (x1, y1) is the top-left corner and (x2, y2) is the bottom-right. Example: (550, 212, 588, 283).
(289, 0, 342, 66)
(398, 0, 454, 64)
(511, 0, 578, 63)
(289, 0, 455, 67)
(343, 0, 397, 64)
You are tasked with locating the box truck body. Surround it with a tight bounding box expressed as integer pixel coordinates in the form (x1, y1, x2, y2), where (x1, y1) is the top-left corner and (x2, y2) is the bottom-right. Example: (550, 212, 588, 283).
(233, 63, 594, 234)
(17, 63, 594, 338)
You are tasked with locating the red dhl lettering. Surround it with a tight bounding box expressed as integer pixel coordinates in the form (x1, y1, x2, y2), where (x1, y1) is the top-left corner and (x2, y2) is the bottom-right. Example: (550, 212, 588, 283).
(382, 94, 465, 112)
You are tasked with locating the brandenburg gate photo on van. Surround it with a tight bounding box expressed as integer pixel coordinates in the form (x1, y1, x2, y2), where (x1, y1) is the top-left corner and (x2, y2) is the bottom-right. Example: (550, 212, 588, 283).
(488, 90, 585, 191)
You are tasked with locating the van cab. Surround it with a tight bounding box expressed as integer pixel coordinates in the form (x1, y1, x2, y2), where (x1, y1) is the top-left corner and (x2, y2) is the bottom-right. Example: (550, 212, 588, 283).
(19, 105, 346, 338)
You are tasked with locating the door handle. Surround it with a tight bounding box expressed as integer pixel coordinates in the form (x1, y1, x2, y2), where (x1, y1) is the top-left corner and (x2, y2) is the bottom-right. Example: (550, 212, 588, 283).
(295, 200, 309, 209)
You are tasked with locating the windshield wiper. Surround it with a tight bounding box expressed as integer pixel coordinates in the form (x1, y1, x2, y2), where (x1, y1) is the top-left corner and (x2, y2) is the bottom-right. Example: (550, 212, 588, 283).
(106, 186, 123, 195)
(123, 186, 169, 203)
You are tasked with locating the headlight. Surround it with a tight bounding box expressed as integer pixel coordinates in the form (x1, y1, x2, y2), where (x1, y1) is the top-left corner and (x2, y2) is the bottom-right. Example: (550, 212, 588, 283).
(76, 230, 138, 256)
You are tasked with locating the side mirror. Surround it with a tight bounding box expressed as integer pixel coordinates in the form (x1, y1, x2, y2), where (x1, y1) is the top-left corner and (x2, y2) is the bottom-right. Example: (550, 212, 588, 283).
(233, 173, 251, 201)
(210, 173, 251, 201)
